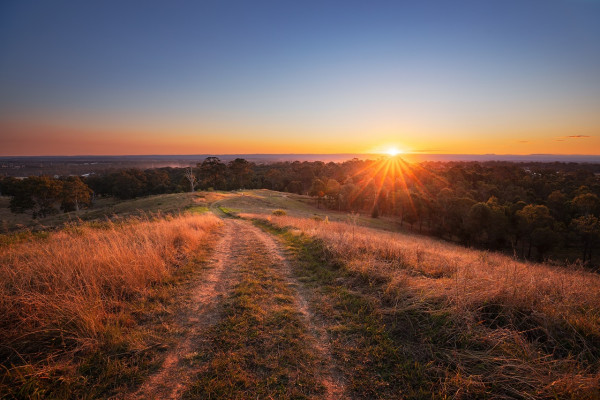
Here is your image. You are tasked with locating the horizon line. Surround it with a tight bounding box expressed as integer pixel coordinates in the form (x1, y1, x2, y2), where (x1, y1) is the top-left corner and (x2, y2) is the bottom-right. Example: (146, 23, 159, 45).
(2, 152, 600, 158)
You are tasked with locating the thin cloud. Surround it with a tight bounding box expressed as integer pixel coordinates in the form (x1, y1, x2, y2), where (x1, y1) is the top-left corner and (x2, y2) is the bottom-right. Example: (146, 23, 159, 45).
(517, 140, 529, 143)
(555, 135, 592, 141)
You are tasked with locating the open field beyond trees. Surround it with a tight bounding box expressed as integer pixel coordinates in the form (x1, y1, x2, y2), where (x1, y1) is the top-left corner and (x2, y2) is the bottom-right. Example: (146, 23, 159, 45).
(1, 190, 599, 399)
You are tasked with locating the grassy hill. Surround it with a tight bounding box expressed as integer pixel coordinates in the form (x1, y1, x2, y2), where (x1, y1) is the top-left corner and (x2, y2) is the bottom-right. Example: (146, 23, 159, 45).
(1, 190, 599, 399)
(221, 190, 600, 398)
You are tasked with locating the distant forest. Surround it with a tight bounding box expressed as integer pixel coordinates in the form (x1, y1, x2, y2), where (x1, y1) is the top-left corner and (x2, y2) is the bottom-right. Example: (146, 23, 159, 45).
(1, 157, 599, 267)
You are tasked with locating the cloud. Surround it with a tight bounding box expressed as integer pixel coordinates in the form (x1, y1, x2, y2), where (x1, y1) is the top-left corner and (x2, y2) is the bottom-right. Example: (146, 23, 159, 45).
(555, 135, 592, 141)
(517, 140, 529, 143)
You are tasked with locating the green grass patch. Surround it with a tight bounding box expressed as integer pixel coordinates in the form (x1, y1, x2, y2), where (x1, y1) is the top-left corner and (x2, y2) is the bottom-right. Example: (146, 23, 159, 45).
(187, 205, 209, 214)
(217, 206, 240, 217)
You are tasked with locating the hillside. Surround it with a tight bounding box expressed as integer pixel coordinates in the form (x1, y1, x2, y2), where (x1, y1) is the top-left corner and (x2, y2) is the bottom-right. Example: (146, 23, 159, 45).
(1, 190, 599, 399)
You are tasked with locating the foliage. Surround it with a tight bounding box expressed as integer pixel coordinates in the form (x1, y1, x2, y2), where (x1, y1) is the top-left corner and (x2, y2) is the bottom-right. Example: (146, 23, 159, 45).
(3, 158, 599, 264)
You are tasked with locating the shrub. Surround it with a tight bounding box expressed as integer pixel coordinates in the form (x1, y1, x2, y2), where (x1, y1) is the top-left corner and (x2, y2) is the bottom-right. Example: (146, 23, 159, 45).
(371, 206, 379, 218)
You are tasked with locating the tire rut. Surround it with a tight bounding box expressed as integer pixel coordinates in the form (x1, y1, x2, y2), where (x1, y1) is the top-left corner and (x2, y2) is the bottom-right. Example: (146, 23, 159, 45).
(242, 221, 347, 400)
(127, 219, 240, 400)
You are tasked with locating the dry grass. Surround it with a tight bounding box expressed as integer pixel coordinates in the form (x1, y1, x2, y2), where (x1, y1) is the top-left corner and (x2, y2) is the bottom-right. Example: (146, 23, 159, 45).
(260, 214, 600, 398)
(0, 192, 205, 233)
(0, 212, 221, 397)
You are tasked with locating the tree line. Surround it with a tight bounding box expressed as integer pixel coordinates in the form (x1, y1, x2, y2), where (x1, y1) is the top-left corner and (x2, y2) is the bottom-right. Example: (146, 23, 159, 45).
(1, 157, 599, 266)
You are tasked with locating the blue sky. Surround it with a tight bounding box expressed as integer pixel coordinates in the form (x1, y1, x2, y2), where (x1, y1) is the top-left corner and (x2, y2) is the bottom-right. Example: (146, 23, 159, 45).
(1, 0, 599, 155)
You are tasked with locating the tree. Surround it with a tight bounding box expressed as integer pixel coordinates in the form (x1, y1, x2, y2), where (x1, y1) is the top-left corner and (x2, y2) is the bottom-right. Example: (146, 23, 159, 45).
(571, 215, 600, 264)
(286, 181, 303, 194)
(517, 204, 555, 258)
(573, 193, 600, 217)
(199, 157, 227, 189)
(434, 187, 454, 234)
(61, 176, 92, 212)
(8, 179, 35, 214)
(265, 169, 284, 191)
(546, 190, 569, 222)
(446, 197, 476, 242)
(9, 176, 63, 218)
(111, 170, 145, 199)
(228, 158, 253, 189)
(410, 192, 429, 232)
(466, 202, 493, 246)
(184, 167, 197, 192)
(145, 169, 172, 194)
(0, 177, 21, 197)
(325, 179, 341, 209)
(403, 206, 418, 229)
(309, 178, 326, 208)
(339, 182, 357, 211)
(394, 189, 411, 226)
(465, 196, 508, 247)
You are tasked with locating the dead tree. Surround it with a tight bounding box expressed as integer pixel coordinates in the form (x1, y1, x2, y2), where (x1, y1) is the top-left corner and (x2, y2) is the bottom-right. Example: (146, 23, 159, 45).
(184, 167, 197, 192)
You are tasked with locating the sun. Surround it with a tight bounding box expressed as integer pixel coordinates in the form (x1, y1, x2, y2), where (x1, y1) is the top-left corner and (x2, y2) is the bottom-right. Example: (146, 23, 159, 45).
(386, 147, 402, 157)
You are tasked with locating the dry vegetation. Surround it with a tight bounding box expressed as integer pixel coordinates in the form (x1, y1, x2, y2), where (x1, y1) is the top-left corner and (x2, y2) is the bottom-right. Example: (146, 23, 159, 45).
(0, 212, 221, 398)
(257, 214, 600, 398)
(2, 188, 599, 399)
(0, 192, 204, 233)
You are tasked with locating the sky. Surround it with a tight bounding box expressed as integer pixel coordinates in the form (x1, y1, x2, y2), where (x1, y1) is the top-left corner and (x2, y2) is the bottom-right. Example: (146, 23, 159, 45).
(0, 0, 599, 156)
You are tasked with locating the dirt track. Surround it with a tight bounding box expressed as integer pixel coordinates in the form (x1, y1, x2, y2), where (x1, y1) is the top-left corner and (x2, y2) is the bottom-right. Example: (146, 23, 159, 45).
(247, 221, 346, 399)
(130, 216, 345, 399)
(129, 219, 238, 399)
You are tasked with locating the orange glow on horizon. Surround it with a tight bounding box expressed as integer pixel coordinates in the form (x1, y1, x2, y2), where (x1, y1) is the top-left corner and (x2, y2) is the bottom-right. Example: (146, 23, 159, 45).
(0, 119, 599, 156)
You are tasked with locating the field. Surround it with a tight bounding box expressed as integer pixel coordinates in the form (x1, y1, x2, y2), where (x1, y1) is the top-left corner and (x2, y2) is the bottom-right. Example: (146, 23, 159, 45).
(1, 190, 599, 399)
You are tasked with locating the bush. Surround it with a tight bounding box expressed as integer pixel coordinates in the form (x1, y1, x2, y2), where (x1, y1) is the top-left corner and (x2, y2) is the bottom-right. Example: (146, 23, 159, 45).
(371, 206, 379, 218)
(272, 209, 287, 216)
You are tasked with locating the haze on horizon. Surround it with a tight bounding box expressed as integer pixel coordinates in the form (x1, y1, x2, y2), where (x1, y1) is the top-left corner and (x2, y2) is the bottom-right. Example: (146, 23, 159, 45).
(1, 0, 599, 157)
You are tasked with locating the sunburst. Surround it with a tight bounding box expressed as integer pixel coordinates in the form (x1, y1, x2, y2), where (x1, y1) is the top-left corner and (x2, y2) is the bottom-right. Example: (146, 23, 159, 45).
(386, 147, 402, 157)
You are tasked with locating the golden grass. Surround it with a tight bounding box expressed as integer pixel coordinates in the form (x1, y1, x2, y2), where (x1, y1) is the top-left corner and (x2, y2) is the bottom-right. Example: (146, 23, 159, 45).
(260, 214, 600, 397)
(0, 213, 221, 373)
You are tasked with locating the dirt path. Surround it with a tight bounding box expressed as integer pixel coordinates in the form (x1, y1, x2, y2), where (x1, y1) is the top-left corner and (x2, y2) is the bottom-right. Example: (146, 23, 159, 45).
(128, 219, 240, 400)
(243, 221, 347, 400)
(129, 216, 345, 399)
